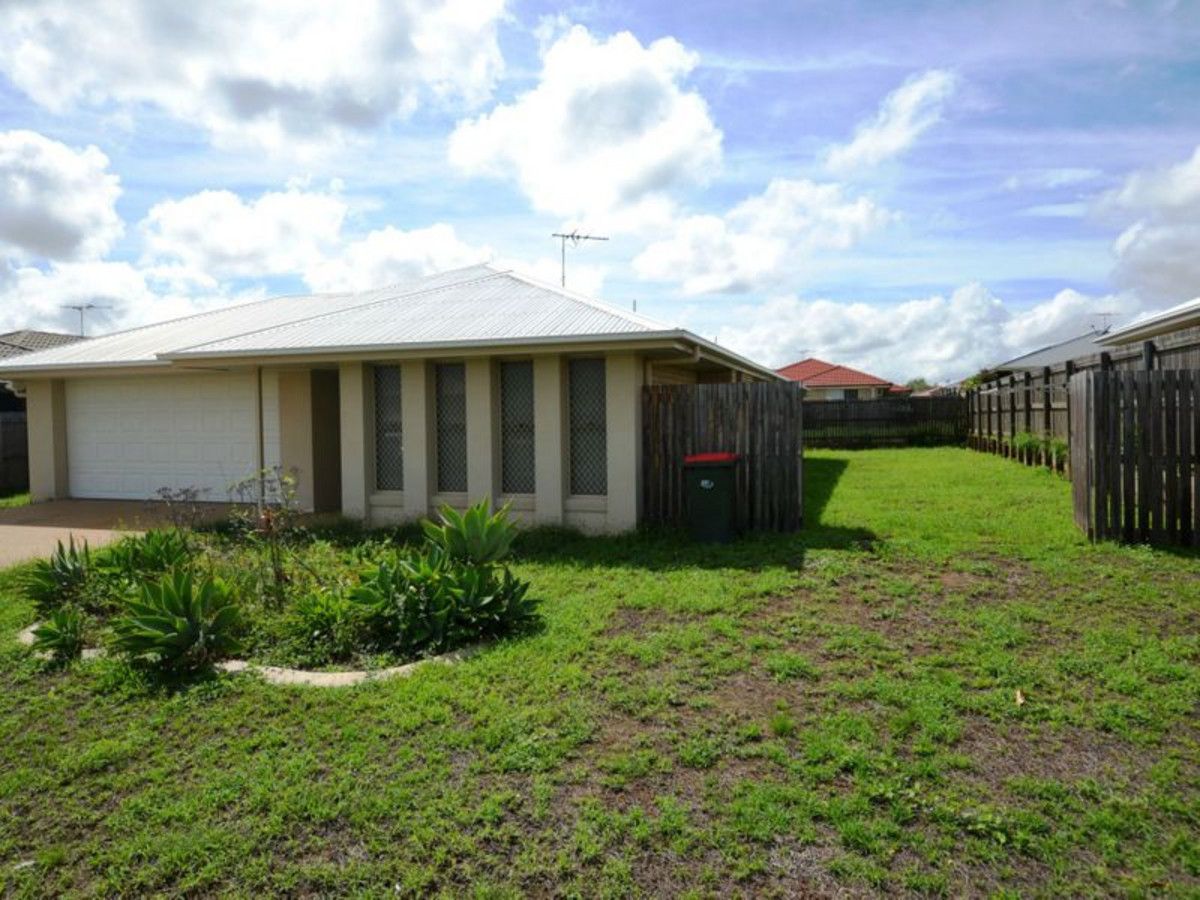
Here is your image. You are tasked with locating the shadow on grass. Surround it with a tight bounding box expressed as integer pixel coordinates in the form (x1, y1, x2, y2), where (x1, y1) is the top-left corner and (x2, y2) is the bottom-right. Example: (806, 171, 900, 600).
(513, 453, 875, 572)
(193, 454, 876, 574)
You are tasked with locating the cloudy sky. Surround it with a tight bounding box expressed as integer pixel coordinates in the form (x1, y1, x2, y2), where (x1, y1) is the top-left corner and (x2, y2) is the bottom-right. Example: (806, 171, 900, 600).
(0, 0, 1197, 382)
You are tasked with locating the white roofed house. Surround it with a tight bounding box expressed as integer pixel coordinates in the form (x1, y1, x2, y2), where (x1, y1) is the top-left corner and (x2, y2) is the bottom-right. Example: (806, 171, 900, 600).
(0, 265, 777, 533)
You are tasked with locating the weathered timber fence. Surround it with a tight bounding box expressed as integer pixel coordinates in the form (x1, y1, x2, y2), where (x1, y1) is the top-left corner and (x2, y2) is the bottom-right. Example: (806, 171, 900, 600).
(966, 325, 1200, 474)
(803, 396, 967, 448)
(1070, 370, 1199, 546)
(0, 411, 28, 495)
(643, 382, 804, 532)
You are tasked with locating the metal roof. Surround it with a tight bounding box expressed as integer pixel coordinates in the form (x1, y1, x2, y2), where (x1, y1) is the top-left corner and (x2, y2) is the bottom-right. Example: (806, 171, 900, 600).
(0, 264, 779, 379)
(168, 266, 667, 358)
(989, 329, 1108, 372)
(1099, 297, 1200, 346)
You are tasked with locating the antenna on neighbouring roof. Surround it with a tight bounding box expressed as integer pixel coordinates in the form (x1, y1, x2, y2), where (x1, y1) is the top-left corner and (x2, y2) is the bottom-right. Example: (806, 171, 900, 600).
(551, 229, 608, 288)
(1090, 311, 1116, 333)
(61, 302, 112, 336)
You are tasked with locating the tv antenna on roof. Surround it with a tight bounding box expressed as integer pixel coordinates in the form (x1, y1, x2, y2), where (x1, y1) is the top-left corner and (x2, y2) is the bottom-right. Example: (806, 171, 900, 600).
(1091, 311, 1117, 333)
(551, 229, 608, 288)
(61, 302, 112, 336)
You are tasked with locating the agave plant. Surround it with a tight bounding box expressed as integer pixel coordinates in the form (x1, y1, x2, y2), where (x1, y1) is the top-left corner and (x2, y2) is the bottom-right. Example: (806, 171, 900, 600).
(30, 606, 86, 664)
(24, 537, 91, 612)
(421, 499, 518, 565)
(351, 544, 538, 657)
(111, 570, 242, 671)
(100, 529, 192, 577)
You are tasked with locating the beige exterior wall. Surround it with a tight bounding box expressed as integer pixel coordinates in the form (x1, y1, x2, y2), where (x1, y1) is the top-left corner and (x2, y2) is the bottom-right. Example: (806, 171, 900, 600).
(25, 379, 69, 501)
(337, 362, 370, 518)
(804, 385, 887, 400)
(347, 349, 657, 533)
(531, 355, 564, 526)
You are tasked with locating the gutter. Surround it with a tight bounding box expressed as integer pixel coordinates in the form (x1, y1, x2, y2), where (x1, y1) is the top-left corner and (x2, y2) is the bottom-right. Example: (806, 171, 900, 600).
(1098, 301, 1200, 346)
(161, 330, 785, 381)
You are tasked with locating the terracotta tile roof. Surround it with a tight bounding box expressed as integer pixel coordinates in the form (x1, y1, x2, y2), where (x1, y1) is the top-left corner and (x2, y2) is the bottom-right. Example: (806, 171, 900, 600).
(776, 357, 893, 388)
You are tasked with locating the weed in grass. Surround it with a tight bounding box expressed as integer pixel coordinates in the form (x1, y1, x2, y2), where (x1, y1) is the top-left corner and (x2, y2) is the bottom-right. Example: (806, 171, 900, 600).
(764, 651, 819, 682)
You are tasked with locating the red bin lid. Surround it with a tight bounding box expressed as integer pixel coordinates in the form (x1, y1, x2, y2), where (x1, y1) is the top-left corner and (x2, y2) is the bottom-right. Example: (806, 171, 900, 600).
(684, 452, 739, 464)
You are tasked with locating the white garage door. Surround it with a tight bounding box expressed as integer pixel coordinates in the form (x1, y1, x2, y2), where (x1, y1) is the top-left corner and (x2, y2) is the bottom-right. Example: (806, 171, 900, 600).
(66, 373, 260, 501)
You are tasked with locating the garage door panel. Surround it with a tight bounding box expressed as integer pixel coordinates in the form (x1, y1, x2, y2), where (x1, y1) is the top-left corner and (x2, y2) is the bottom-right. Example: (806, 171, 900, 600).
(66, 374, 259, 501)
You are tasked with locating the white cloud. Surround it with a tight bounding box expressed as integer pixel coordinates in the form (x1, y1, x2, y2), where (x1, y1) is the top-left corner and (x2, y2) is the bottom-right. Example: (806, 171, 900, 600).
(714, 285, 1144, 383)
(0, 259, 262, 335)
(1003, 167, 1102, 191)
(303, 223, 491, 292)
(140, 184, 348, 284)
(449, 24, 721, 230)
(633, 178, 894, 294)
(0, 130, 122, 262)
(1104, 145, 1200, 303)
(0, 0, 506, 150)
(826, 69, 958, 175)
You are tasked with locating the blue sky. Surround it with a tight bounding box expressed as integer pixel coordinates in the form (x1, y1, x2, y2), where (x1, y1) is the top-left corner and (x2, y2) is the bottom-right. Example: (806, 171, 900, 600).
(0, 0, 1198, 381)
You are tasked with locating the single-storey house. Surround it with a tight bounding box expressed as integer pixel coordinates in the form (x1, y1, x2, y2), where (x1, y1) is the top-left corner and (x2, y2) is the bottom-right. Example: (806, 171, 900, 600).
(0, 265, 777, 532)
(776, 357, 898, 400)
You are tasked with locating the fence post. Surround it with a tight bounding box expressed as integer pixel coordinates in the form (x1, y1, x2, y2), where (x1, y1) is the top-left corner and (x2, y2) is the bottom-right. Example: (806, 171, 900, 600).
(1070, 362, 1080, 482)
(1142, 340, 1155, 371)
(1008, 375, 1017, 452)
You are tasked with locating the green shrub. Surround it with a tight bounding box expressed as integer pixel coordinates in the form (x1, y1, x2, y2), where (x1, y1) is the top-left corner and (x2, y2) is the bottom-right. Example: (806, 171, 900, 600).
(1012, 431, 1042, 454)
(24, 537, 91, 613)
(111, 570, 242, 672)
(31, 607, 86, 664)
(290, 590, 368, 664)
(351, 546, 537, 657)
(1050, 437, 1069, 461)
(422, 499, 517, 565)
(100, 529, 192, 577)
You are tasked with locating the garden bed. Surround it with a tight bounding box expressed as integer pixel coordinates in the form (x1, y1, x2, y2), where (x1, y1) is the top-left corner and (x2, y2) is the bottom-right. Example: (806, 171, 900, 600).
(20, 485, 540, 678)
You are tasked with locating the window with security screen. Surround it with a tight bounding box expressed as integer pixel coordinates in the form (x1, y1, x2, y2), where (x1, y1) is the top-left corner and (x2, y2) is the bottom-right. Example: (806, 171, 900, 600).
(500, 361, 535, 494)
(568, 358, 607, 495)
(435, 362, 467, 492)
(373, 365, 403, 491)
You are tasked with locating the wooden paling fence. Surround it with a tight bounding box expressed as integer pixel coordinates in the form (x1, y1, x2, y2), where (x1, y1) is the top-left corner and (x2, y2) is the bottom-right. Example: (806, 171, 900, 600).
(1070, 370, 1199, 546)
(967, 327, 1200, 474)
(642, 382, 804, 532)
(803, 397, 967, 448)
(0, 412, 28, 495)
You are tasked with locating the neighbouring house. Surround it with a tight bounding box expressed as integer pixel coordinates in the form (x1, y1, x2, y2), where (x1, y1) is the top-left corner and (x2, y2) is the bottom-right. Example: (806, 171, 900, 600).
(0, 265, 778, 533)
(979, 328, 1111, 381)
(0, 330, 84, 412)
(776, 357, 899, 400)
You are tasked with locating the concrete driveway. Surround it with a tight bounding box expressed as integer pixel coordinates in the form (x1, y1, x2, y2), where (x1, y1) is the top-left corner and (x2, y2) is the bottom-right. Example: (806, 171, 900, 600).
(0, 500, 228, 567)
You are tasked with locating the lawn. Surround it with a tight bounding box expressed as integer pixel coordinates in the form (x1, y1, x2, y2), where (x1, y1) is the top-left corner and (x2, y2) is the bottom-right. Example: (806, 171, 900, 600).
(0, 491, 29, 508)
(1, 448, 1197, 897)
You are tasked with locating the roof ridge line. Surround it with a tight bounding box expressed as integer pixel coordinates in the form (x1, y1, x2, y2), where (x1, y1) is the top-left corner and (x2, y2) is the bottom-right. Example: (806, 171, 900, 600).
(501, 268, 670, 331)
(167, 268, 510, 356)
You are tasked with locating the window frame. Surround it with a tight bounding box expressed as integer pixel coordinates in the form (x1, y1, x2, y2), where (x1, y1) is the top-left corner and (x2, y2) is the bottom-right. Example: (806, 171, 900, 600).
(372, 364, 404, 492)
(567, 357, 607, 497)
(434, 361, 468, 494)
(499, 359, 536, 495)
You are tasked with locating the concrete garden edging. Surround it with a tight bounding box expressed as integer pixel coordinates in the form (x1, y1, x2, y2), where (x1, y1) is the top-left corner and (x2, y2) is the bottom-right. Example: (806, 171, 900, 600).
(16, 622, 481, 687)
